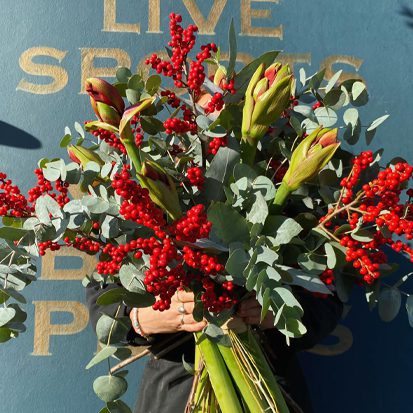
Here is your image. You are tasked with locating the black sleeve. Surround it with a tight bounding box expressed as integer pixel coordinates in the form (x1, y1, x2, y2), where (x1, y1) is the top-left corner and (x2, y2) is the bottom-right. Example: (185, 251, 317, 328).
(263, 289, 343, 353)
(85, 281, 149, 346)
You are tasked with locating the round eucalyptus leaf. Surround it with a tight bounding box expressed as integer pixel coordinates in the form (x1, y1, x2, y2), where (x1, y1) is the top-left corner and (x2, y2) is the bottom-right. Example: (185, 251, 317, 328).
(93, 375, 128, 403)
(96, 314, 130, 345)
(0, 307, 16, 327)
(378, 287, 401, 322)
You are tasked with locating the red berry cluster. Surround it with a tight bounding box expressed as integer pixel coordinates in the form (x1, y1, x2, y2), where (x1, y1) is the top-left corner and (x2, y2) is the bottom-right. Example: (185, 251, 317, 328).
(28, 169, 69, 208)
(88, 125, 126, 154)
(208, 137, 227, 155)
(112, 166, 165, 230)
(339, 151, 374, 204)
(187, 42, 218, 94)
(164, 115, 196, 135)
(169, 204, 211, 242)
(201, 277, 236, 312)
(321, 152, 413, 283)
(38, 240, 61, 256)
(204, 92, 224, 115)
(186, 167, 204, 190)
(131, 114, 144, 147)
(145, 13, 198, 88)
(160, 90, 180, 108)
(182, 246, 224, 275)
(0, 173, 31, 217)
(320, 269, 334, 285)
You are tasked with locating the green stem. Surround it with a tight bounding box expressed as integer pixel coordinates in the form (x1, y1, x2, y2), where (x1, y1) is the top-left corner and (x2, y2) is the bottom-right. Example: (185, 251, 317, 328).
(272, 181, 292, 214)
(240, 138, 257, 166)
(195, 333, 243, 413)
(217, 342, 267, 413)
(243, 330, 290, 413)
(121, 138, 143, 174)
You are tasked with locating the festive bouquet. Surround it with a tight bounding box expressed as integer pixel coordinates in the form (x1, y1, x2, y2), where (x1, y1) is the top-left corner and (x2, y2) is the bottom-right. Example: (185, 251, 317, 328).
(1, 12, 413, 413)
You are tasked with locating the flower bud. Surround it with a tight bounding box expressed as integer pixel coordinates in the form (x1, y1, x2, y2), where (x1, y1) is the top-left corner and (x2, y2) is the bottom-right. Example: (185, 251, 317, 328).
(85, 78, 125, 127)
(67, 145, 104, 168)
(241, 62, 293, 144)
(282, 127, 340, 191)
(138, 161, 182, 220)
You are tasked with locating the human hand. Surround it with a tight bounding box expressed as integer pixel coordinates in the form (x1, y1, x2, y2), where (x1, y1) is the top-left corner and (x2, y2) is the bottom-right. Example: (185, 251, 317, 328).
(236, 295, 275, 330)
(130, 290, 206, 336)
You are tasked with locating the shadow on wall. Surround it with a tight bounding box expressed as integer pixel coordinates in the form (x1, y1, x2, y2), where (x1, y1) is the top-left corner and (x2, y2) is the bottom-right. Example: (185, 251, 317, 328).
(399, 4, 413, 28)
(0, 121, 42, 149)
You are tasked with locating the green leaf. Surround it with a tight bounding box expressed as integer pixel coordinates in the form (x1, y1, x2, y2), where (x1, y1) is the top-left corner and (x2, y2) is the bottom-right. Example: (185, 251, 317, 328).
(309, 68, 326, 90)
(314, 107, 337, 128)
(0, 307, 16, 327)
(128, 74, 144, 90)
(285, 267, 331, 294)
(93, 375, 128, 403)
(119, 263, 145, 293)
(116, 67, 132, 83)
(86, 346, 117, 370)
(351, 81, 368, 106)
(35, 194, 63, 225)
(367, 114, 389, 131)
(264, 216, 302, 245)
(225, 248, 249, 279)
(106, 400, 132, 413)
(59, 134, 72, 148)
(182, 354, 195, 375)
(74, 122, 85, 138)
(351, 228, 374, 242)
(204, 146, 240, 201)
(233, 163, 257, 181)
(122, 291, 156, 308)
(140, 116, 165, 135)
(252, 176, 276, 201)
(101, 216, 120, 239)
(247, 192, 268, 225)
(96, 288, 126, 306)
(227, 19, 237, 76)
(325, 70, 342, 93)
(146, 75, 161, 95)
(378, 287, 401, 322)
(96, 315, 130, 345)
(406, 295, 413, 328)
(125, 89, 140, 105)
(0, 227, 29, 241)
(208, 202, 250, 246)
(325, 243, 336, 269)
(323, 89, 346, 110)
(343, 108, 359, 129)
(0, 327, 13, 343)
(204, 323, 225, 341)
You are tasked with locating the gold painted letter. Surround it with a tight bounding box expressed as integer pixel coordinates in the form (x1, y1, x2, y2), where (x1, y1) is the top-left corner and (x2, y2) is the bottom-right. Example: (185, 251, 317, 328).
(17, 47, 68, 94)
(240, 0, 283, 38)
(40, 249, 97, 281)
(147, 0, 162, 33)
(182, 0, 227, 34)
(80, 48, 131, 93)
(32, 301, 89, 356)
(103, 0, 140, 33)
(320, 55, 364, 83)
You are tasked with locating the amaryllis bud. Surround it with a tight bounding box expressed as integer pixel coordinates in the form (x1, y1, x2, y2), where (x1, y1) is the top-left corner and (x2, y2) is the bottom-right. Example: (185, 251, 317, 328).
(138, 161, 182, 220)
(241, 62, 293, 144)
(85, 78, 125, 126)
(282, 127, 340, 191)
(67, 145, 104, 168)
(213, 65, 227, 88)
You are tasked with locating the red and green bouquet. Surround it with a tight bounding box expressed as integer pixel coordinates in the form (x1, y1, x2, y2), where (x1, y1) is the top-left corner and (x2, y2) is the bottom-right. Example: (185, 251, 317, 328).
(1, 13, 413, 413)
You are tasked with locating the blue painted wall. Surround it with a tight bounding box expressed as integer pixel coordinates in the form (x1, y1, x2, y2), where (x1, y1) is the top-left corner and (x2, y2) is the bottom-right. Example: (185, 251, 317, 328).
(0, 1, 412, 411)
